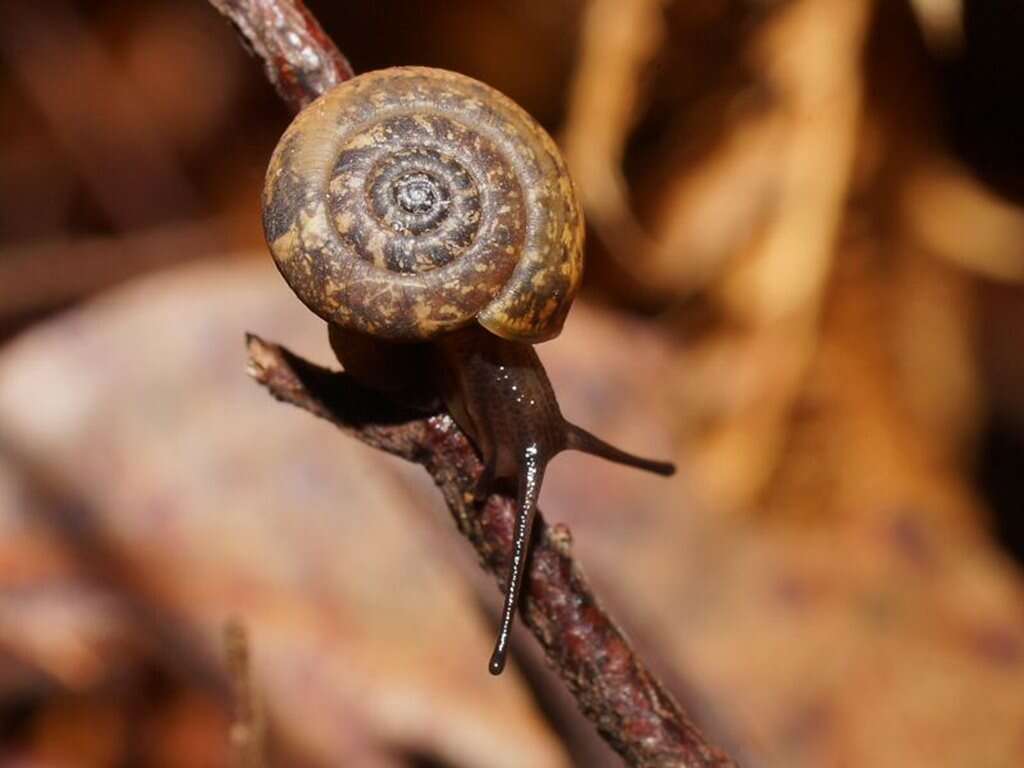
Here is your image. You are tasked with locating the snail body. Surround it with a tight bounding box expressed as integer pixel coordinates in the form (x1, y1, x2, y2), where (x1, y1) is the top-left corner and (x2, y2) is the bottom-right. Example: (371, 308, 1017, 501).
(263, 67, 673, 675)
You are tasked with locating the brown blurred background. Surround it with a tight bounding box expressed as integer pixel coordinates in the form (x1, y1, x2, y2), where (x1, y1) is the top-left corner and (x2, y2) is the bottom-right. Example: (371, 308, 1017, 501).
(0, 0, 1023, 766)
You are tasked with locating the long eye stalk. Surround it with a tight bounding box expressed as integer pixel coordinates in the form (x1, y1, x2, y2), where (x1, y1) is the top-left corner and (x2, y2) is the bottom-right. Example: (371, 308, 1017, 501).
(489, 445, 545, 675)
(488, 433, 674, 675)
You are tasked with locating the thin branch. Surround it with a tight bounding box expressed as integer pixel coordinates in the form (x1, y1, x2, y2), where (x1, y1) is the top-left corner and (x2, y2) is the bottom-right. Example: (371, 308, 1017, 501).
(246, 336, 736, 768)
(207, 0, 354, 111)
(208, 1, 738, 763)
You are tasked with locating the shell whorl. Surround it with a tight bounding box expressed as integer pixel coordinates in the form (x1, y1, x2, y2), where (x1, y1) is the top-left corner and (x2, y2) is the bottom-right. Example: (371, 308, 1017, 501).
(262, 67, 584, 343)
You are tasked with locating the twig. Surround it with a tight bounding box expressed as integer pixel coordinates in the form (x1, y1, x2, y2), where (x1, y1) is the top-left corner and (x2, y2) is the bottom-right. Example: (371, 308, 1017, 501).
(206, 0, 354, 111)
(245, 336, 735, 768)
(208, 1, 737, 763)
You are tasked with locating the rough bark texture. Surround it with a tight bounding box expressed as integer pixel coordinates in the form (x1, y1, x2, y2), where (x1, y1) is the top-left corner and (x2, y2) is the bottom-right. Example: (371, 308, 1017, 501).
(207, 0, 353, 111)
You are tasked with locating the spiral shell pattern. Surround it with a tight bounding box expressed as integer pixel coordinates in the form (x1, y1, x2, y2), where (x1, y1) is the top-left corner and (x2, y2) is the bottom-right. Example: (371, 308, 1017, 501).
(262, 67, 584, 342)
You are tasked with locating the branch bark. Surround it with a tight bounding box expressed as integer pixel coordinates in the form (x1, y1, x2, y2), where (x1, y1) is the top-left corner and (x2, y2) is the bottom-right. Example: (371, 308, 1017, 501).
(208, 0, 738, 764)
(207, 0, 353, 111)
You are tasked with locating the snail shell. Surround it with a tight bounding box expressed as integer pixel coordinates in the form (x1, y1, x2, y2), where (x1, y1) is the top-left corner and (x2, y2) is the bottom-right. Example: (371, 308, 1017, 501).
(262, 66, 584, 343)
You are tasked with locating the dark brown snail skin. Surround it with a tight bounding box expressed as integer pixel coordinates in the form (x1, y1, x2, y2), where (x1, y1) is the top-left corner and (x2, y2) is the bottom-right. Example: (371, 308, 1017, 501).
(262, 67, 674, 676)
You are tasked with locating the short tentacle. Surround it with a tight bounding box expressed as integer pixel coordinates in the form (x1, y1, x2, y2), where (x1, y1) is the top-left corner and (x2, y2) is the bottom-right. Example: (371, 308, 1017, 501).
(564, 423, 676, 477)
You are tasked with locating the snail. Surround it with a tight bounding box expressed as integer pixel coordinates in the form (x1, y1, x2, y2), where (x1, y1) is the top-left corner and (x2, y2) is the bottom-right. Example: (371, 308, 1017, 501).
(261, 67, 675, 675)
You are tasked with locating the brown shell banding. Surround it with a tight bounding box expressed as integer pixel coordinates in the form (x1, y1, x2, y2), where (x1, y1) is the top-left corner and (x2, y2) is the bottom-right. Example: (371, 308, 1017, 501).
(262, 66, 584, 343)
